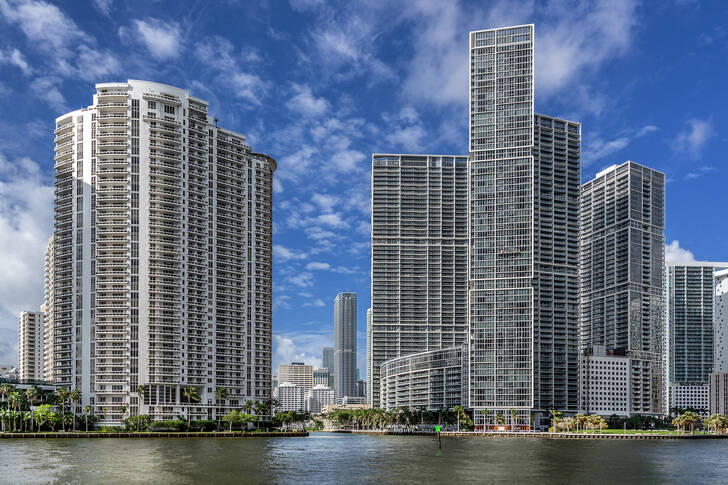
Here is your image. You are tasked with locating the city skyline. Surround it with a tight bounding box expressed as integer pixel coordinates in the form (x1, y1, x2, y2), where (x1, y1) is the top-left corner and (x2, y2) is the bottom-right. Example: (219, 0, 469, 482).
(0, 1, 727, 381)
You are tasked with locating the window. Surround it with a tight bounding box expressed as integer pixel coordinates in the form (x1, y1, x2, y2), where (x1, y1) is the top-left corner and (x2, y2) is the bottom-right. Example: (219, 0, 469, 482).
(147, 101, 156, 109)
(164, 105, 175, 114)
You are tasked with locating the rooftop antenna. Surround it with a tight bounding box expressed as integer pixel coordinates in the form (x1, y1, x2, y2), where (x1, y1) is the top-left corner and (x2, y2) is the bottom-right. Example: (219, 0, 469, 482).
(214, 117, 219, 127)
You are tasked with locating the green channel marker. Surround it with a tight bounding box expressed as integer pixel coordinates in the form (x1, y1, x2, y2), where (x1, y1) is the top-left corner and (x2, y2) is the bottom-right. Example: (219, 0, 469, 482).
(435, 426, 440, 432)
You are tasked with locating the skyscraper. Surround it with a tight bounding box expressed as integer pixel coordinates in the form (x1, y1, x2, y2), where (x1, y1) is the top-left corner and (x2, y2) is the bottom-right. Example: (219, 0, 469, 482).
(666, 262, 728, 413)
(278, 362, 314, 392)
(322, 346, 334, 373)
(334, 292, 357, 399)
(468, 25, 581, 428)
(52, 80, 275, 425)
(579, 161, 665, 416)
(366, 307, 372, 405)
(370, 154, 469, 407)
(18, 311, 44, 381)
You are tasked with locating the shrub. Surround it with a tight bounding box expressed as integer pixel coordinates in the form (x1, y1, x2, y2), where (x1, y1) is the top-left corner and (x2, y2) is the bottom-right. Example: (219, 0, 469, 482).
(150, 420, 187, 432)
(191, 420, 217, 431)
(124, 414, 151, 432)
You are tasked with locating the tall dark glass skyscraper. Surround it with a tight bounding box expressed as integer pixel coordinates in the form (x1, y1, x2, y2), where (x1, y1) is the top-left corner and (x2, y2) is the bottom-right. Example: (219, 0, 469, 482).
(334, 292, 357, 399)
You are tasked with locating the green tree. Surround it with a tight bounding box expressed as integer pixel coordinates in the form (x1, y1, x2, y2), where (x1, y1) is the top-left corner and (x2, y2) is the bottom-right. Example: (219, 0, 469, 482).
(56, 387, 70, 430)
(223, 410, 239, 432)
(0, 383, 15, 406)
(510, 408, 518, 432)
(0, 408, 8, 432)
(22, 411, 31, 432)
(182, 387, 199, 430)
(8, 392, 22, 431)
(496, 411, 505, 426)
(215, 387, 228, 427)
(453, 406, 466, 432)
(243, 400, 255, 415)
(549, 409, 563, 432)
(69, 389, 81, 430)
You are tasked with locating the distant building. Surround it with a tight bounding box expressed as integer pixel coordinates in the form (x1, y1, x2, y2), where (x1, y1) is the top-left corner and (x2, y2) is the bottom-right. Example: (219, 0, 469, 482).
(366, 308, 372, 405)
(380, 346, 466, 411)
(356, 379, 366, 398)
(580, 345, 630, 416)
(278, 363, 313, 393)
(580, 161, 666, 416)
(18, 311, 44, 381)
(715, 270, 728, 373)
(41, 235, 55, 382)
(313, 367, 329, 387)
(322, 347, 334, 374)
(665, 262, 728, 415)
(305, 385, 336, 414)
(320, 402, 370, 415)
(274, 382, 305, 412)
(709, 372, 728, 415)
(340, 396, 366, 405)
(334, 292, 357, 400)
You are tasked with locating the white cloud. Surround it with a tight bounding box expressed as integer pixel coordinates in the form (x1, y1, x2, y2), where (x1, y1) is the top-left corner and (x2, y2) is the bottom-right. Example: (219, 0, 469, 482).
(330, 149, 365, 172)
(306, 262, 331, 271)
(75, 46, 121, 81)
(273, 294, 291, 310)
(274, 244, 308, 262)
(287, 83, 329, 117)
(0, 0, 87, 53)
(30, 76, 66, 112)
(273, 333, 326, 372)
(666, 240, 695, 264)
(302, 298, 325, 308)
(684, 165, 715, 181)
(288, 271, 314, 288)
(92, 0, 113, 16)
(672, 118, 714, 158)
(289, 0, 323, 11)
(125, 18, 182, 60)
(315, 212, 349, 229)
(332, 266, 358, 275)
(583, 135, 629, 167)
(636, 125, 659, 137)
(0, 153, 53, 338)
(311, 193, 338, 212)
(0, 48, 32, 75)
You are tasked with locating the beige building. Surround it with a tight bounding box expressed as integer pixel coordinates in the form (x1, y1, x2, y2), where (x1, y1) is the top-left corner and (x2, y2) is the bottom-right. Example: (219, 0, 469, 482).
(18, 311, 44, 381)
(279, 363, 314, 392)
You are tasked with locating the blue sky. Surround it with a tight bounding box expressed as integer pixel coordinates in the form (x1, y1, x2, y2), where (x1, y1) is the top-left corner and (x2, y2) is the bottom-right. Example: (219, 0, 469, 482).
(0, 0, 726, 377)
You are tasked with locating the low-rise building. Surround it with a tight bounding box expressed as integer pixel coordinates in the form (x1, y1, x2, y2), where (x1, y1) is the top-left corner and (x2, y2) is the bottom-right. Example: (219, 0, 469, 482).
(313, 368, 329, 388)
(580, 346, 631, 416)
(279, 363, 314, 393)
(668, 384, 709, 416)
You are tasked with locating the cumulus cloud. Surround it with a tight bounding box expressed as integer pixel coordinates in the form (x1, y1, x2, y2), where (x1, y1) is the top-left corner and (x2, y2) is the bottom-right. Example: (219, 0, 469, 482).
(672, 118, 714, 158)
(287, 83, 329, 117)
(684, 166, 715, 181)
(125, 18, 182, 60)
(666, 240, 695, 264)
(583, 135, 629, 167)
(288, 272, 314, 288)
(0, 0, 87, 53)
(0, 153, 53, 342)
(273, 333, 327, 372)
(306, 262, 331, 271)
(274, 245, 308, 262)
(302, 298, 325, 308)
(30, 77, 66, 112)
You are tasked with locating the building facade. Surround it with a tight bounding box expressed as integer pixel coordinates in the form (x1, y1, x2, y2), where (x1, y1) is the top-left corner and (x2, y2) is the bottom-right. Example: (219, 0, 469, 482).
(278, 363, 313, 392)
(380, 346, 466, 411)
(366, 308, 372, 405)
(305, 384, 336, 414)
(665, 262, 728, 414)
(18, 311, 44, 381)
(41, 236, 55, 382)
(715, 270, 728, 373)
(334, 292, 357, 399)
(580, 161, 665, 416)
(468, 25, 581, 428)
(709, 372, 728, 415)
(370, 154, 469, 407)
(274, 382, 305, 412)
(52, 80, 275, 425)
(313, 367, 329, 387)
(579, 346, 630, 416)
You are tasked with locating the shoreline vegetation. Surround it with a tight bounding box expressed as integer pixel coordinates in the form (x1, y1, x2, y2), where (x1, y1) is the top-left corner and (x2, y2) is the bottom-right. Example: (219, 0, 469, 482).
(0, 431, 308, 439)
(326, 429, 728, 440)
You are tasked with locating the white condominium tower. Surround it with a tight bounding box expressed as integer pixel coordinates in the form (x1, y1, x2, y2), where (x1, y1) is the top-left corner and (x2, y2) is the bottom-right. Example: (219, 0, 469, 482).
(715, 270, 728, 373)
(52, 80, 275, 425)
(334, 292, 357, 400)
(18, 311, 44, 381)
(278, 362, 314, 392)
(370, 154, 469, 408)
(469, 25, 581, 428)
(580, 161, 665, 415)
(42, 235, 55, 382)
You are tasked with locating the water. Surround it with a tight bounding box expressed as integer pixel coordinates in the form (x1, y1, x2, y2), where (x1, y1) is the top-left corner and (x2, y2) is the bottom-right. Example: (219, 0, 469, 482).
(1, 432, 727, 484)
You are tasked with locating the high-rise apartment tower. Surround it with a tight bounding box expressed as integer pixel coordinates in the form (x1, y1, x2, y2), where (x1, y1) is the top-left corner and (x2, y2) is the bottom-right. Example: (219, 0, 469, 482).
(52, 80, 275, 425)
(468, 25, 581, 428)
(18, 311, 44, 381)
(579, 161, 665, 416)
(370, 154, 469, 407)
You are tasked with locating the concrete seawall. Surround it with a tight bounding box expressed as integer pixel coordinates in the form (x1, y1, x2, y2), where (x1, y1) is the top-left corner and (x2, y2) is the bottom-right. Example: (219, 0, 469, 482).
(0, 431, 308, 439)
(327, 429, 728, 440)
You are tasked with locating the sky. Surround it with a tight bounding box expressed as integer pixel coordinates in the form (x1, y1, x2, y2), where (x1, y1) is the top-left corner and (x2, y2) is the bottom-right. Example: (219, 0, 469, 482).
(0, 0, 726, 377)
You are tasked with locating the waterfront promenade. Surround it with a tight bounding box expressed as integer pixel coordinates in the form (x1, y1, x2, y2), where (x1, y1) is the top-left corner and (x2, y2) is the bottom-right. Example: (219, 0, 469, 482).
(328, 429, 728, 440)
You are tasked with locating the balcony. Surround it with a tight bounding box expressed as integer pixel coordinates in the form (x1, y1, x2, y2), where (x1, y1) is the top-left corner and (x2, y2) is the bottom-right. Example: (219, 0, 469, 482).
(143, 91, 181, 106)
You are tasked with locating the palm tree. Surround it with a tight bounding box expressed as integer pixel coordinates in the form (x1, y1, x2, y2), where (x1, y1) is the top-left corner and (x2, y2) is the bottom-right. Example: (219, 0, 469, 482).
(84, 405, 92, 432)
(136, 385, 147, 407)
(0, 408, 7, 432)
(0, 383, 15, 406)
(453, 406, 466, 432)
(510, 408, 518, 432)
(549, 409, 563, 432)
(182, 387, 199, 430)
(223, 410, 239, 432)
(8, 392, 22, 431)
(495, 411, 505, 427)
(56, 387, 70, 429)
(243, 399, 255, 415)
(69, 389, 81, 430)
(215, 388, 228, 427)
(478, 409, 490, 431)
(22, 412, 31, 432)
